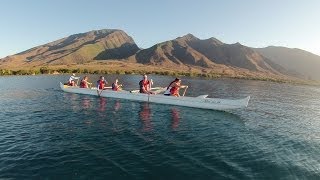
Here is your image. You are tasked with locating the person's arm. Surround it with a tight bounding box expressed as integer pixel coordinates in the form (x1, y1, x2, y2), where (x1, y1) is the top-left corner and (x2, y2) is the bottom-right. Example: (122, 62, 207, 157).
(145, 80, 152, 91)
(176, 83, 187, 88)
(141, 86, 148, 93)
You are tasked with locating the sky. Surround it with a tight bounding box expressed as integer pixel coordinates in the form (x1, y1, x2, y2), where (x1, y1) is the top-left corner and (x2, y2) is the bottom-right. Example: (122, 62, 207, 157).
(0, 0, 319, 58)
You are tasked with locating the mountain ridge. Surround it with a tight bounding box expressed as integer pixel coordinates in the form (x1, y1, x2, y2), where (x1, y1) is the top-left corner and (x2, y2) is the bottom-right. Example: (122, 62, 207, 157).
(0, 29, 318, 82)
(0, 29, 139, 68)
(255, 46, 320, 80)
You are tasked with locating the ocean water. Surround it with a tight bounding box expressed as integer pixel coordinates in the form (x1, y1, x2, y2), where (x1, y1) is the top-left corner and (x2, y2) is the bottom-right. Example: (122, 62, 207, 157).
(0, 74, 319, 179)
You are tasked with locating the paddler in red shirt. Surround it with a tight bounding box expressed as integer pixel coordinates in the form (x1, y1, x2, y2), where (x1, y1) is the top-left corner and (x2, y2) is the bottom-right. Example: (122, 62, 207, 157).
(97, 76, 108, 90)
(139, 74, 154, 94)
(164, 78, 188, 97)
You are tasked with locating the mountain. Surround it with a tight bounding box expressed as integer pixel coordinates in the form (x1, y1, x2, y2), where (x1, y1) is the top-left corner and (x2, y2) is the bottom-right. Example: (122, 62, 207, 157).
(1, 29, 316, 82)
(256, 46, 320, 80)
(135, 34, 218, 68)
(136, 34, 289, 77)
(0, 29, 139, 68)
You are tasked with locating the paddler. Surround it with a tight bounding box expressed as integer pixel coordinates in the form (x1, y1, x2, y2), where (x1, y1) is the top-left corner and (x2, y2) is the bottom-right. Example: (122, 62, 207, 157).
(97, 76, 108, 90)
(139, 74, 154, 94)
(112, 79, 122, 91)
(68, 73, 80, 86)
(80, 76, 92, 88)
(164, 78, 188, 97)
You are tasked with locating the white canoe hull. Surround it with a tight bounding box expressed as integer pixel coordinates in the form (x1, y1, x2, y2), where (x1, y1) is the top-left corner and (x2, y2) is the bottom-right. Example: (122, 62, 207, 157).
(60, 82, 250, 110)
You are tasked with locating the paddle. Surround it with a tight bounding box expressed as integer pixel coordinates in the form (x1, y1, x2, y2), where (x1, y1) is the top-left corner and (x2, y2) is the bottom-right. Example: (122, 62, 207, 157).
(97, 84, 103, 96)
(149, 79, 153, 91)
(76, 78, 79, 87)
(97, 86, 113, 96)
(97, 89, 103, 96)
(182, 86, 188, 97)
(117, 84, 123, 91)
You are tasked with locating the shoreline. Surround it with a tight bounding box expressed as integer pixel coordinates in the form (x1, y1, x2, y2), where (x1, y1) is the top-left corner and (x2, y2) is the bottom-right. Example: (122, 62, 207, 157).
(1, 66, 319, 86)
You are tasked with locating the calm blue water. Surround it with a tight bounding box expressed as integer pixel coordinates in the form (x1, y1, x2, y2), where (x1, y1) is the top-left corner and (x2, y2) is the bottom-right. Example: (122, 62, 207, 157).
(0, 74, 319, 179)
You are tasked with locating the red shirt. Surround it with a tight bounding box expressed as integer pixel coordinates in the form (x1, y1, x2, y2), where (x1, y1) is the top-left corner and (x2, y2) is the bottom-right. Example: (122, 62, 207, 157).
(97, 80, 107, 89)
(170, 86, 179, 95)
(139, 80, 150, 93)
(80, 80, 87, 88)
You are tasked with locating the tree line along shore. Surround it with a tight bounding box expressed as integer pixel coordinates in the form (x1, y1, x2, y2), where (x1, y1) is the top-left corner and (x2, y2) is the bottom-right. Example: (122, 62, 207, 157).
(0, 66, 318, 85)
(0, 67, 221, 78)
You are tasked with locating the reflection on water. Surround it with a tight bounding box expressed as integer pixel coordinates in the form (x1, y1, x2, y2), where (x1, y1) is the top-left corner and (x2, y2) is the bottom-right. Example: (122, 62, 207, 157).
(171, 108, 180, 130)
(63, 93, 80, 112)
(1, 75, 320, 179)
(97, 97, 107, 119)
(98, 97, 107, 112)
(82, 97, 91, 110)
(110, 100, 121, 132)
(139, 103, 152, 131)
(113, 101, 121, 112)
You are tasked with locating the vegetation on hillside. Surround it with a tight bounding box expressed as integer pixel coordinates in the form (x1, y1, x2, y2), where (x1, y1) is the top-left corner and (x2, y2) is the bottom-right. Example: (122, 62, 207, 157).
(1, 65, 317, 86)
(0, 66, 220, 78)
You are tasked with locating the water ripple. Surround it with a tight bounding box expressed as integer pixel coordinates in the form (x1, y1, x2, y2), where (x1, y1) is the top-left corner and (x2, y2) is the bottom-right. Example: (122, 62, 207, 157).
(0, 75, 320, 179)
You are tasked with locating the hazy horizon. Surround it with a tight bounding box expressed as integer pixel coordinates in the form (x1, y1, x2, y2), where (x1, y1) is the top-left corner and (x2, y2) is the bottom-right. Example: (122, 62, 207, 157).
(1, 0, 320, 58)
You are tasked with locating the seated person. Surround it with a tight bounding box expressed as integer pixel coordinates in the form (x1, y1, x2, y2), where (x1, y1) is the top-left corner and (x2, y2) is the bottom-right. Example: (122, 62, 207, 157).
(68, 73, 80, 86)
(139, 74, 154, 94)
(112, 79, 122, 91)
(80, 76, 92, 88)
(97, 76, 108, 90)
(164, 78, 187, 97)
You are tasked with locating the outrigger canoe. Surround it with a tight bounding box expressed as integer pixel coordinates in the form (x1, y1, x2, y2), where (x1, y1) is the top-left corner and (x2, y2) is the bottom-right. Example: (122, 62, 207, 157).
(60, 82, 250, 111)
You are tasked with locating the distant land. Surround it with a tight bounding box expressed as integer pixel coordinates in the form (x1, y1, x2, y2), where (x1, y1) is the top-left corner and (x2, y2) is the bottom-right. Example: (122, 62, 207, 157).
(1, 29, 319, 83)
(255, 46, 320, 80)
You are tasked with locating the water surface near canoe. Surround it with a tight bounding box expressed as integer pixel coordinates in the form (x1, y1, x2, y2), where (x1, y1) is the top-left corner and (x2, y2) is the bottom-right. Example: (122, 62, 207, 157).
(0, 74, 319, 179)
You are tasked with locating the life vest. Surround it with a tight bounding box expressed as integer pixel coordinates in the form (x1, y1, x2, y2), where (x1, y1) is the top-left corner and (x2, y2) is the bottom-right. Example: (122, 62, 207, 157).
(80, 80, 86, 88)
(139, 80, 150, 92)
(98, 80, 105, 89)
(68, 81, 75, 86)
(170, 86, 179, 95)
(112, 83, 118, 91)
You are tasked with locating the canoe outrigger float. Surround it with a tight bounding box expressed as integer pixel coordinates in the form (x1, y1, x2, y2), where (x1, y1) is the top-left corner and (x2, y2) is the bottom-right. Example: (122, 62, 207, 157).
(60, 82, 250, 111)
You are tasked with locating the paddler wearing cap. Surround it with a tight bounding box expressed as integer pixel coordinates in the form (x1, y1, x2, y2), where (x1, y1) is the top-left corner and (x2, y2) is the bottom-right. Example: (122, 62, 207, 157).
(68, 73, 80, 86)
